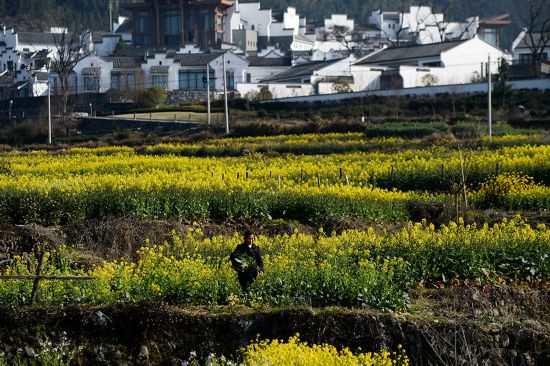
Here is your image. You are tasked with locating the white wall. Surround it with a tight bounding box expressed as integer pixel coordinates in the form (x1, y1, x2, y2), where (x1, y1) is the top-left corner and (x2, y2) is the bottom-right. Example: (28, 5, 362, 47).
(142, 53, 180, 90)
(209, 52, 249, 91)
(259, 79, 550, 104)
(290, 38, 314, 51)
(441, 36, 509, 84)
(311, 57, 354, 84)
(238, 2, 272, 37)
(225, 2, 241, 43)
(237, 82, 314, 99)
(72, 54, 112, 93)
(351, 66, 383, 91)
(93, 35, 122, 57)
(282, 8, 301, 36)
(325, 14, 354, 32)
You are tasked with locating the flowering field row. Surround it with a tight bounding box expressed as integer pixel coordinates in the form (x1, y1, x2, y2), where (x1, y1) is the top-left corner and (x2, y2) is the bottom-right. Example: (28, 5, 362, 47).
(6, 142, 550, 190)
(0, 141, 548, 224)
(142, 133, 545, 157)
(237, 335, 408, 366)
(1, 218, 547, 309)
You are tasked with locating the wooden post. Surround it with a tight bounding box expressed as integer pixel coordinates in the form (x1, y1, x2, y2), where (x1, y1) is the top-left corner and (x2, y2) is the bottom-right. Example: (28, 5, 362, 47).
(459, 148, 468, 207)
(237, 172, 240, 179)
(29, 251, 46, 306)
(269, 171, 272, 178)
(339, 167, 343, 179)
(317, 174, 321, 187)
(278, 175, 281, 189)
(246, 171, 249, 179)
(300, 169, 304, 182)
(441, 164, 445, 176)
(345, 174, 350, 186)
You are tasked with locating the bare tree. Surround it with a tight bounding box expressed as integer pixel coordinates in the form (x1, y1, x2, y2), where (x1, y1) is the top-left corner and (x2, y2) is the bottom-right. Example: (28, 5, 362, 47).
(416, 0, 479, 43)
(379, 0, 412, 47)
(49, 29, 92, 115)
(522, 0, 550, 77)
(324, 24, 355, 52)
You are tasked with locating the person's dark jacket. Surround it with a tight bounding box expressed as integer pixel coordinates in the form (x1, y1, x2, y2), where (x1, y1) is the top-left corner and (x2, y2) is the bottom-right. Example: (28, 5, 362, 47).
(230, 243, 264, 274)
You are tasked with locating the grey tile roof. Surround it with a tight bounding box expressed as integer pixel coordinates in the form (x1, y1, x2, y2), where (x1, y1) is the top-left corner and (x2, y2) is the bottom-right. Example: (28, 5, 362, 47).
(151, 65, 170, 74)
(248, 56, 292, 67)
(355, 40, 466, 66)
(116, 19, 133, 34)
(82, 67, 102, 76)
(34, 72, 49, 81)
(106, 57, 143, 69)
(173, 53, 220, 66)
(92, 32, 119, 42)
(17, 32, 60, 45)
(516, 32, 550, 49)
(295, 34, 314, 43)
(261, 58, 343, 83)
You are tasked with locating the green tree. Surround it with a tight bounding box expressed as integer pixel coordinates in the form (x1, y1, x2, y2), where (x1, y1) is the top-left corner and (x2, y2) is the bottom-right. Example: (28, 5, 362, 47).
(257, 86, 273, 100)
(494, 58, 514, 108)
(139, 86, 166, 108)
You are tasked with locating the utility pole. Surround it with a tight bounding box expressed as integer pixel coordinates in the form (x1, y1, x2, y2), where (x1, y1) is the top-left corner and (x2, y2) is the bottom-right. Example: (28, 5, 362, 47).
(487, 55, 492, 141)
(222, 53, 229, 134)
(109, 0, 113, 33)
(48, 80, 52, 144)
(206, 64, 211, 126)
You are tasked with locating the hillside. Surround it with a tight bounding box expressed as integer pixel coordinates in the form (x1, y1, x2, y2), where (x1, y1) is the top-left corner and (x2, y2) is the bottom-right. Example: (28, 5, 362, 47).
(0, 0, 529, 48)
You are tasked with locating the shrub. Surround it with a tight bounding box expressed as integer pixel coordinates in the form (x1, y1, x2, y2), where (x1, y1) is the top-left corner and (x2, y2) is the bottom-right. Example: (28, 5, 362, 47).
(139, 86, 166, 108)
(476, 173, 539, 208)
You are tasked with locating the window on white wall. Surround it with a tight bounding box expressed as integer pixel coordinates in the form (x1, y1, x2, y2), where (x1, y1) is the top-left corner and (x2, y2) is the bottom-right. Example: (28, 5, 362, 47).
(152, 74, 168, 88)
(84, 76, 99, 92)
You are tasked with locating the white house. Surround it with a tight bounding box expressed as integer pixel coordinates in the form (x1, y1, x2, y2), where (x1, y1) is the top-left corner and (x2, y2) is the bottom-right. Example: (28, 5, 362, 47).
(238, 57, 353, 98)
(171, 51, 248, 92)
(245, 51, 292, 83)
(511, 29, 550, 65)
(70, 54, 113, 94)
(238, 1, 272, 40)
(353, 36, 510, 89)
(91, 32, 130, 57)
(368, 6, 478, 45)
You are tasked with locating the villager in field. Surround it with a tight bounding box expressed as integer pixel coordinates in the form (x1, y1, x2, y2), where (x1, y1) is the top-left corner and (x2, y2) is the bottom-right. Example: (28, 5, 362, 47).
(230, 231, 264, 293)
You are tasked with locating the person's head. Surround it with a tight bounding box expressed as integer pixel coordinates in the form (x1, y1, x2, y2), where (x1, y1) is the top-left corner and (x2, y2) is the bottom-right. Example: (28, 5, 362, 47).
(244, 230, 255, 245)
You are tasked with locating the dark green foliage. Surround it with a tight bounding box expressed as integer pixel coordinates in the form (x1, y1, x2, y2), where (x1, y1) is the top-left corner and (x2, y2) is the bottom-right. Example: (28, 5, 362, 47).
(139, 86, 166, 108)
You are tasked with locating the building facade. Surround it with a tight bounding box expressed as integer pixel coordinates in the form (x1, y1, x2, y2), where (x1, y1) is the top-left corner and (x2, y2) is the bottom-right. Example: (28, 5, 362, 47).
(122, 0, 235, 50)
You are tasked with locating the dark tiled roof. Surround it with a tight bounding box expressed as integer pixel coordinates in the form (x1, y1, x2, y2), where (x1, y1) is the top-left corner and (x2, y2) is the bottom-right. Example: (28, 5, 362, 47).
(82, 67, 102, 76)
(34, 72, 49, 81)
(92, 32, 119, 42)
(173, 53, 220, 66)
(355, 40, 466, 66)
(516, 32, 550, 49)
(106, 57, 143, 69)
(17, 32, 58, 45)
(295, 34, 314, 43)
(151, 65, 170, 74)
(261, 58, 343, 83)
(248, 56, 292, 66)
(116, 19, 133, 34)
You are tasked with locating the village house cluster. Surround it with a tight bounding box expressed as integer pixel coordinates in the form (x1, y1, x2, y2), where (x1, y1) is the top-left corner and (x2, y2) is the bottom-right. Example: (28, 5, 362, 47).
(0, 0, 548, 102)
